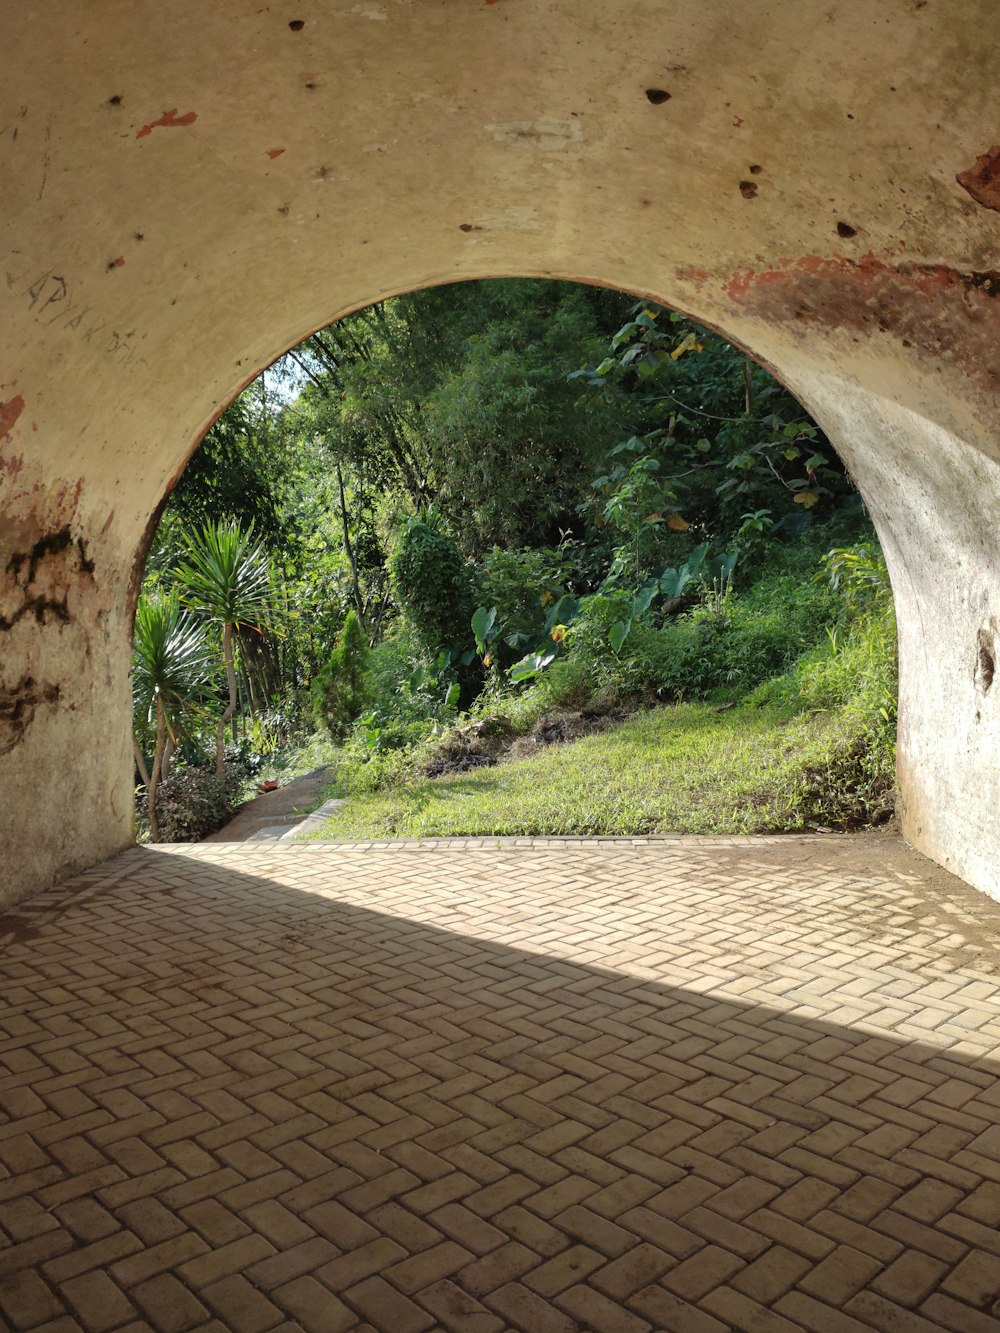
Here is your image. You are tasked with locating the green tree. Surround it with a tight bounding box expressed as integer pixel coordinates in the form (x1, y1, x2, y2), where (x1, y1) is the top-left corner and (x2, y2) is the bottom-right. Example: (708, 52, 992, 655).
(280, 280, 633, 558)
(175, 521, 272, 776)
(311, 609, 371, 739)
(145, 388, 285, 584)
(389, 510, 479, 660)
(572, 305, 855, 553)
(132, 592, 215, 841)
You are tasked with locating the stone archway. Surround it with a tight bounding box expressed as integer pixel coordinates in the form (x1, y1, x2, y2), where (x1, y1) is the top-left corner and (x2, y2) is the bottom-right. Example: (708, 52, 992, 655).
(3, 0, 1000, 901)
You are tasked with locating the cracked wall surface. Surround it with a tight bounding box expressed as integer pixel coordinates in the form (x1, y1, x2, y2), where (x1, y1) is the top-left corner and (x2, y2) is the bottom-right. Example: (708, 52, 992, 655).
(2, 0, 1000, 902)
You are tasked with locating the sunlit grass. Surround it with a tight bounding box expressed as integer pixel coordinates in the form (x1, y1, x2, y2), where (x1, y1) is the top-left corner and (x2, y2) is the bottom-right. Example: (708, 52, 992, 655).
(307, 701, 856, 839)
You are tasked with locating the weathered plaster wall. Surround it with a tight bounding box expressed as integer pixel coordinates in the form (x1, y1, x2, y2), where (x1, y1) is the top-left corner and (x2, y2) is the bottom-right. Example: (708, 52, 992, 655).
(2, 0, 1000, 903)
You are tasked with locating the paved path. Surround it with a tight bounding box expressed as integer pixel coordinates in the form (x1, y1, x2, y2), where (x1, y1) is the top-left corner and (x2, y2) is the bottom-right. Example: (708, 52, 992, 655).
(3, 833, 1000, 1331)
(202, 768, 337, 844)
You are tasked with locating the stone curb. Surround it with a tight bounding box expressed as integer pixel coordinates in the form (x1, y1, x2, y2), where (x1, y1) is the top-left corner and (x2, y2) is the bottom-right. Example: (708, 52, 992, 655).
(279, 797, 346, 840)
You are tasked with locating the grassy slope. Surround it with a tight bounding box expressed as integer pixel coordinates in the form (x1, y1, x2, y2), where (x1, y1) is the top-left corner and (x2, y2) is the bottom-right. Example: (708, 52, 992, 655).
(309, 701, 852, 840)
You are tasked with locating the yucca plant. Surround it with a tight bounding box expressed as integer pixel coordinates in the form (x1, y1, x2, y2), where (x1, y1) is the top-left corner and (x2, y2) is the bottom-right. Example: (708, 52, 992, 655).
(132, 592, 216, 841)
(175, 520, 272, 776)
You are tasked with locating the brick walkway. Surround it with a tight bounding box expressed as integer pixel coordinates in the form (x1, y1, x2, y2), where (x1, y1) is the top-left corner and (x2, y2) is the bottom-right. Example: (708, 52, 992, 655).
(3, 834, 1000, 1332)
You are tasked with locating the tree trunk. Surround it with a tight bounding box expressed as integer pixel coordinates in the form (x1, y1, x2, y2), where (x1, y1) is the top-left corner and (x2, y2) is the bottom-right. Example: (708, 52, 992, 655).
(148, 699, 166, 842)
(160, 733, 175, 782)
(366, 590, 391, 644)
(133, 736, 150, 788)
(743, 361, 754, 417)
(216, 620, 236, 779)
(336, 462, 367, 631)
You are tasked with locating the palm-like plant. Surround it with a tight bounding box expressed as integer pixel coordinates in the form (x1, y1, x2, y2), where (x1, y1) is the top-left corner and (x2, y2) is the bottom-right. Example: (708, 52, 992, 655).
(132, 592, 216, 841)
(175, 520, 272, 776)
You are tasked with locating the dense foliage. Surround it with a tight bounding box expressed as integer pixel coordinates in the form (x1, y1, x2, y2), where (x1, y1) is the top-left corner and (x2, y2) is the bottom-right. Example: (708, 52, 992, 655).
(311, 609, 371, 740)
(135, 768, 242, 844)
(389, 511, 479, 660)
(135, 278, 894, 842)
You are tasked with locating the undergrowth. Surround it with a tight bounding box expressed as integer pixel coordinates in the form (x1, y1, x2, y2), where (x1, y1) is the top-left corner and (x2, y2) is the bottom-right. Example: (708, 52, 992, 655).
(309, 590, 898, 840)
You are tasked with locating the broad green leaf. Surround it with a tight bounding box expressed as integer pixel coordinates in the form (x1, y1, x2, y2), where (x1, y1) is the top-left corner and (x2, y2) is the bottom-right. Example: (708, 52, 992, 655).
(714, 549, 739, 580)
(687, 542, 710, 574)
(510, 650, 556, 682)
(609, 620, 631, 653)
(611, 437, 644, 456)
(544, 594, 580, 632)
(631, 585, 658, 617)
(471, 605, 497, 653)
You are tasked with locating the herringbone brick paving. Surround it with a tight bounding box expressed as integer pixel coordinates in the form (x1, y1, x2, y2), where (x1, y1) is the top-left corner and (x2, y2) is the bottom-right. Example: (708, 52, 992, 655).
(3, 833, 1000, 1331)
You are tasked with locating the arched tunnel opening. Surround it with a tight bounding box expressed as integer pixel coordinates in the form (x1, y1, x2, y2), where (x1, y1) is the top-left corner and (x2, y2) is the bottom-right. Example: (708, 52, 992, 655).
(131, 278, 898, 848)
(4, 249, 999, 902)
(5, 0, 1000, 904)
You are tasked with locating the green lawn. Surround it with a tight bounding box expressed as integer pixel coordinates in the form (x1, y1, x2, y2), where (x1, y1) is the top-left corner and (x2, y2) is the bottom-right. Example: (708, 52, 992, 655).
(308, 702, 846, 840)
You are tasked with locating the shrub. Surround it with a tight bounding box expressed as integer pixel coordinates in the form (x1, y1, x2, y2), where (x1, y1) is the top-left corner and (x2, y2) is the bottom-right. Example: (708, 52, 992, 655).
(748, 600, 897, 716)
(749, 599, 898, 828)
(335, 719, 438, 794)
(389, 510, 479, 658)
(559, 592, 637, 691)
(479, 544, 580, 662)
(365, 627, 463, 729)
(681, 573, 839, 694)
(311, 609, 371, 739)
(621, 619, 703, 697)
(137, 765, 242, 842)
(578, 570, 841, 700)
(818, 540, 890, 613)
(367, 628, 419, 715)
(512, 653, 595, 716)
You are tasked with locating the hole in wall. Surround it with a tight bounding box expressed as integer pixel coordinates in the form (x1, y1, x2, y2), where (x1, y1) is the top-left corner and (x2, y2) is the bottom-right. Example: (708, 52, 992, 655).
(289, 19, 305, 30)
(645, 89, 670, 104)
(977, 628, 995, 693)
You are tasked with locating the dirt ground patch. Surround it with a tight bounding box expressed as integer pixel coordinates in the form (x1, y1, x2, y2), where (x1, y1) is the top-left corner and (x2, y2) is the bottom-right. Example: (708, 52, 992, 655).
(421, 703, 631, 777)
